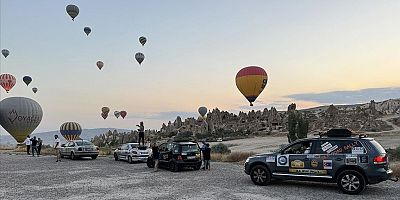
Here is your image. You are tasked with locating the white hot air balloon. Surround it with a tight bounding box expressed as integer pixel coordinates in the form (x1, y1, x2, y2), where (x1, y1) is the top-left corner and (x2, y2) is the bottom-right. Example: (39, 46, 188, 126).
(0, 97, 43, 143)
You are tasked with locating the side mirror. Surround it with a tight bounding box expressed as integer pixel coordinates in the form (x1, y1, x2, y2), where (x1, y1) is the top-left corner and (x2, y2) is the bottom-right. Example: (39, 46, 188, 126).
(61, 144, 65, 147)
(117, 147, 121, 150)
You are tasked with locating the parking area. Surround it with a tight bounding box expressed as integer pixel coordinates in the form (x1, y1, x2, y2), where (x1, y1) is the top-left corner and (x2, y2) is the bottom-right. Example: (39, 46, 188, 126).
(0, 154, 399, 200)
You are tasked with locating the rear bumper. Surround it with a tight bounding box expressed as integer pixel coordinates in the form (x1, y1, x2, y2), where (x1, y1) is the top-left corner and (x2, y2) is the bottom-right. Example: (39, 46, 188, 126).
(74, 151, 99, 157)
(176, 160, 202, 167)
(368, 169, 393, 184)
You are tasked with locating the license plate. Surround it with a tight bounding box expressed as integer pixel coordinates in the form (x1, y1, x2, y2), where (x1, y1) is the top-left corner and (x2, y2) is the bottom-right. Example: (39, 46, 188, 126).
(187, 156, 196, 159)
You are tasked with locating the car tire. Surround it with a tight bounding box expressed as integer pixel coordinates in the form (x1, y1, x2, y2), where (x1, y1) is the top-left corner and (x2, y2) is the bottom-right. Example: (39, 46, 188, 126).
(337, 170, 366, 195)
(128, 156, 133, 164)
(250, 165, 272, 186)
(91, 155, 98, 159)
(194, 164, 201, 170)
(71, 152, 76, 160)
(147, 158, 155, 168)
(169, 161, 179, 172)
(60, 155, 64, 158)
(114, 153, 119, 161)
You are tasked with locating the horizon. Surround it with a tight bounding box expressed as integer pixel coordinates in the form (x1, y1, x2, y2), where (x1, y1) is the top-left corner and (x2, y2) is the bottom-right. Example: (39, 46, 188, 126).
(1, 1, 400, 135)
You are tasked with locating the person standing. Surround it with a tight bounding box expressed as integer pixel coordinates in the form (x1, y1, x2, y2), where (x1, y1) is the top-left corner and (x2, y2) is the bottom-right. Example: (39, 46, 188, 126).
(24, 135, 31, 155)
(37, 138, 43, 155)
(203, 143, 211, 170)
(151, 142, 159, 172)
(136, 122, 145, 146)
(31, 136, 39, 157)
(54, 135, 62, 162)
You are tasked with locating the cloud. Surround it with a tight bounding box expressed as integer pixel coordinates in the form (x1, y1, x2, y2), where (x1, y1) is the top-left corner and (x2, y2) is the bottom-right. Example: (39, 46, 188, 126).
(286, 87, 400, 105)
(126, 111, 197, 121)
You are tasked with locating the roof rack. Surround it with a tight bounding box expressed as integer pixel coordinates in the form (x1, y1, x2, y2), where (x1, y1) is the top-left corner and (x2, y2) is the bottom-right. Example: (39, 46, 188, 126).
(326, 128, 353, 137)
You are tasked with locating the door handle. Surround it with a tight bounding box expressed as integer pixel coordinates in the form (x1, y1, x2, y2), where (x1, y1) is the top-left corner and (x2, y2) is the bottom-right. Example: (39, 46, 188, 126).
(336, 158, 343, 161)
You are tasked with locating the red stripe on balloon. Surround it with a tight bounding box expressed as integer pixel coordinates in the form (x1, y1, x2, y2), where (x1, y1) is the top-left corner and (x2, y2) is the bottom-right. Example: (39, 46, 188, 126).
(236, 66, 267, 78)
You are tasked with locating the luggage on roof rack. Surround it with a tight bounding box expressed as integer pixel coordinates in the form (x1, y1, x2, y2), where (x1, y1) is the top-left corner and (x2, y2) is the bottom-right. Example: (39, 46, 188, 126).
(326, 128, 352, 137)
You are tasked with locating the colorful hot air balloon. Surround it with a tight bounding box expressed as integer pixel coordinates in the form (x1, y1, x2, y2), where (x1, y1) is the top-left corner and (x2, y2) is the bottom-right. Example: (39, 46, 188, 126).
(84, 27, 91, 36)
(96, 61, 104, 70)
(32, 87, 38, 93)
(60, 122, 82, 141)
(0, 97, 43, 143)
(139, 36, 147, 46)
(235, 66, 268, 106)
(101, 112, 108, 119)
(102, 107, 110, 114)
(23, 76, 32, 86)
(0, 73, 16, 93)
(2, 49, 9, 58)
(135, 52, 144, 65)
(198, 106, 208, 118)
(114, 111, 120, 118)
(66, 5, 79, 21)
(120, 111, 127, 119)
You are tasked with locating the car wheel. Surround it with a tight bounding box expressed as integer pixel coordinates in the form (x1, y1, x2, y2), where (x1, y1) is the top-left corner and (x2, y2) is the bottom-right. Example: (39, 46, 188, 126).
(169, 161, 179, 172)
(71, 152, 76, 160)
(60, 155, 64, 158)
(91, 155, 98, 159)
(128, 156, 133, 164)
(194, 164, 201, 170)
(250, 165, 271, 186)
(147, 158, 155, 168)
(114, 153, 119, 161)
(337, 170, 366, 195)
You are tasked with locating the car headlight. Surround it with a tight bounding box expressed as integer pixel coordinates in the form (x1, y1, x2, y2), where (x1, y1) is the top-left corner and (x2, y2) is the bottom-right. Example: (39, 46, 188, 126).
(245, 157, 251, 163)
(132, 151, 137, 154)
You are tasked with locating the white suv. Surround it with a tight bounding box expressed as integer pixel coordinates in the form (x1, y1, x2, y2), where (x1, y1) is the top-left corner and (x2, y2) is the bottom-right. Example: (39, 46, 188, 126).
(114, 143, 150, 164)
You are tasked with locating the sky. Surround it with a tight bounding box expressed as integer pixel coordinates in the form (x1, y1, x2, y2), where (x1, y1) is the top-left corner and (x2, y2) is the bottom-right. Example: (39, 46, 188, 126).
(1, 0, 399, 134)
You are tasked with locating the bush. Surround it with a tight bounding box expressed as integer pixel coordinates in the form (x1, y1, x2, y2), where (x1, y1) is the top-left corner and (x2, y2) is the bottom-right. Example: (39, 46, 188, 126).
(386, 146, 400, 162)
(211, 143, 231, 154)
(392, 163, 400, 178)
(211, 152, 255, 163)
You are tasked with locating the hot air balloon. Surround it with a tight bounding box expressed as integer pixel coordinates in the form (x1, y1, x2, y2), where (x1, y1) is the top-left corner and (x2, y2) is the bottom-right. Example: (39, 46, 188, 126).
(120, 111, 127, 119)
(23, 76, 32, 86)
(0, 73, 16, 93)
(96, 61, 104, 70)
(102, 107, 110, 114)
(60, 122, 82, 141)
(101, 112, 108, 119)
(32, 87, 38, 93)
(114, 111, 120, 119)
(235, 66, 268, 106)
(139, 36, 147, 46)
(2, 49, 9, 58)
(84, 27, 91, 36)
(198, 106, 208, 118)
(66, 5, 79, 21)
(0, 97, 43, 143)
(135, 52, 144, 65)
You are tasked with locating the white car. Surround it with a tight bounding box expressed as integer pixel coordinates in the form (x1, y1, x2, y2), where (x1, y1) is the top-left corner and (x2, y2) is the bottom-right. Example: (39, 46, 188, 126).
(114, 143, 150, 164)
(60, 140, 99, 160)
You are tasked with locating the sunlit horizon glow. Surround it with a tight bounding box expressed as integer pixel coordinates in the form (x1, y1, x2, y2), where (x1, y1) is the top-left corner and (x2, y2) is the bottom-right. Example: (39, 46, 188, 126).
(1, 1, 399, 135)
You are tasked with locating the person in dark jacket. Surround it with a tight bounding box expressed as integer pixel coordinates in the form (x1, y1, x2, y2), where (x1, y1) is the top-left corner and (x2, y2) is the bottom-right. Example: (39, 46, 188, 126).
(151, 142, 159, 172)
(31, 136, 39, 157)
(202, 143, 211, 170)
(37, 138, 43, 155)
(136, 122, 145, 146)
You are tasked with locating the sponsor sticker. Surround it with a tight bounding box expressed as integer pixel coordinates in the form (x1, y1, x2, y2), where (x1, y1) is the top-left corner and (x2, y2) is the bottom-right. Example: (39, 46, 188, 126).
(360, 155, 369, 164)
(277, 155, 289, 167)
(291, 160, 305, 168)
(345, 157, 357, 165)
(311, 160, 318, 168)
(289, 168, 328, 175)
(323, 160, 332, 169)
(352, 147, 365, 154)
(265, 155, 275, 162)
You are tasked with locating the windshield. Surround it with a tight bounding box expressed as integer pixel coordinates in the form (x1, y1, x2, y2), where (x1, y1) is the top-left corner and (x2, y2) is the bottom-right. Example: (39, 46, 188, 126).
(129, 144, 138, 148)
(370, 140, 386, 154)
(181, 144, 199, 153)
(75, 141, 93, 146)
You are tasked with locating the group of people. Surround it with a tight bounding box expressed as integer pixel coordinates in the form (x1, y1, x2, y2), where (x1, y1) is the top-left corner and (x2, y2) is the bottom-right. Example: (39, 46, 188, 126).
(24, 135, 43, 156)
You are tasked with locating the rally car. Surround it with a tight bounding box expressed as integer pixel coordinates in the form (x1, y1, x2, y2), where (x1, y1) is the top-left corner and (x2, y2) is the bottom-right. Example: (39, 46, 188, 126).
(114, 143, 150, 164)
(244, 128, 397, 194)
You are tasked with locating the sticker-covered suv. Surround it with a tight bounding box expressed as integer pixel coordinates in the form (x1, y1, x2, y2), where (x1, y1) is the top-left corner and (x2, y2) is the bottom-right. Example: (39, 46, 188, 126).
(244, 128, 396, 194)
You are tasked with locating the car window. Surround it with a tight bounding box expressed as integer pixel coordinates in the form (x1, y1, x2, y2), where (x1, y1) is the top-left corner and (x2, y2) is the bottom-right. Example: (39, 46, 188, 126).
(75, 141, 93, 146)
(181, 144, 200, 153)
(283, 141, 312, 154)
(121, 144, 128, 150)
(314, 140, 366, 154)
(173, 144, 179, 153)
(129, 144, 138, 149)
(166, 143, 173, 151)
(67, 142, 74, 147)
(370, 140, 386, 154)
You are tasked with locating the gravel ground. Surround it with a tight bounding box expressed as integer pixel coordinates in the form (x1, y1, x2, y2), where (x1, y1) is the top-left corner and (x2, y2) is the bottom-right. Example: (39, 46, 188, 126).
(1, 154, 399, 200)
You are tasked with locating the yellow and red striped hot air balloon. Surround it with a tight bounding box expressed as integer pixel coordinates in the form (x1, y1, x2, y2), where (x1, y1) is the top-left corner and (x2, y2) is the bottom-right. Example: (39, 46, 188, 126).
(235, 66, 268, 106)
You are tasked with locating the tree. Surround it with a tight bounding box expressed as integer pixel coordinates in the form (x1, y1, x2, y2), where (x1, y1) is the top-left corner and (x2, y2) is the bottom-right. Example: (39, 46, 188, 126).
(287, 110, 309, 143)
(288, 111, 298, 143)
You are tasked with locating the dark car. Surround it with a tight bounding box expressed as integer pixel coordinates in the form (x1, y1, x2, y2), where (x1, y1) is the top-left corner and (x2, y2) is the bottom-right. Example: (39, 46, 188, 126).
(244, 129, 395, 194)
(147, 141, 202, 172)
(60, 140, 99, 160)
